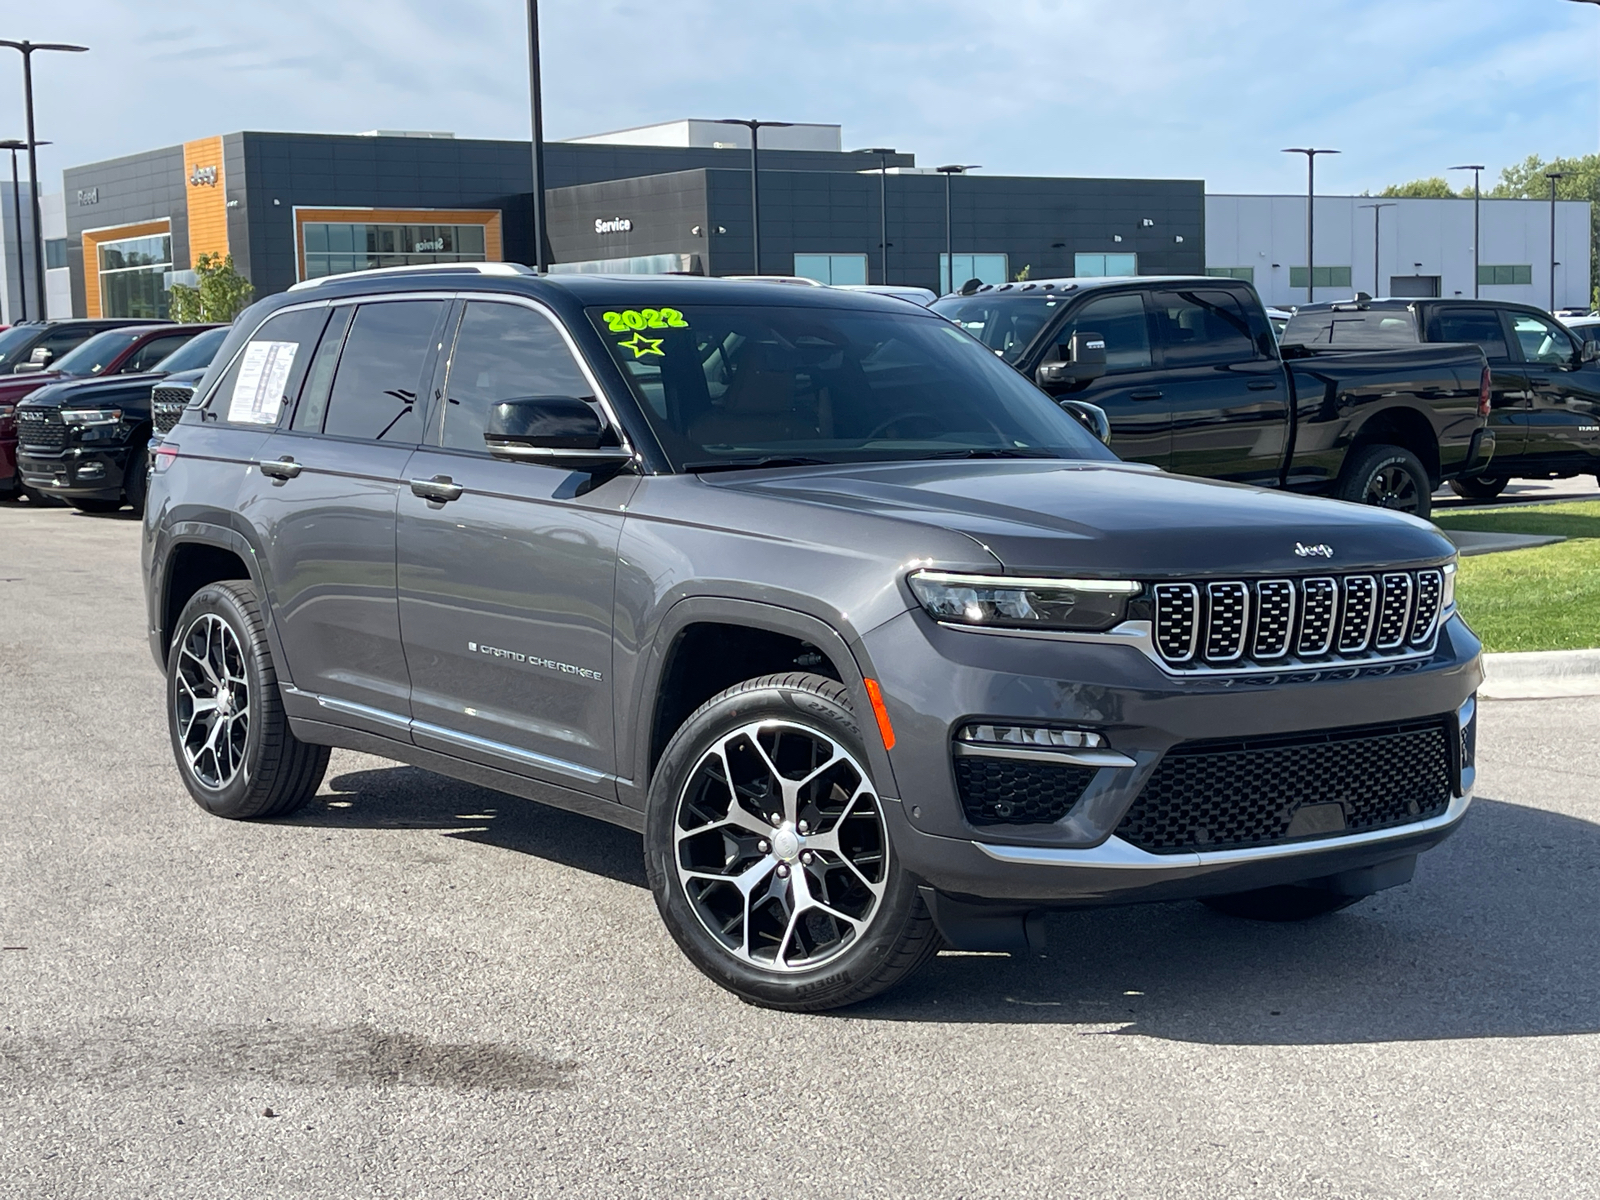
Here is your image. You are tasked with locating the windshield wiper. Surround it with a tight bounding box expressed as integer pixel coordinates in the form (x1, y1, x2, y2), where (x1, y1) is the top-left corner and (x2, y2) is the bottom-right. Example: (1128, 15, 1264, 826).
(921, 447, 1061, 460)
(683, 455, 836, 474)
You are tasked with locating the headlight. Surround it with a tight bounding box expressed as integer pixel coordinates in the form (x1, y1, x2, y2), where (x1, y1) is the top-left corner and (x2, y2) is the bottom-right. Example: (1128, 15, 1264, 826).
(60, 407, 122, 427)
(1441, 560, 1457, 612)
(908, 570, 1140, 631)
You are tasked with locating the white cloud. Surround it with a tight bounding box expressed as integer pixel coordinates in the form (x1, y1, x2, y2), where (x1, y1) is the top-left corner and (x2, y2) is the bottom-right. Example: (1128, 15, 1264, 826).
(3, 0, 1598, 196)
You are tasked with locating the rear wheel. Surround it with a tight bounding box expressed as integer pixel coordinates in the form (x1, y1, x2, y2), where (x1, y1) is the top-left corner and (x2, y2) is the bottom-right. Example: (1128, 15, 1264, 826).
(1449, 474, 1508, 501)
(645, 672, 941, 1011)
(1201, 886, 1364, 922)
(167, 580, 329, 820)
(68, 498, 122, 514)
(1338, 444, 1432, 519)
(124, 440, 150, 516)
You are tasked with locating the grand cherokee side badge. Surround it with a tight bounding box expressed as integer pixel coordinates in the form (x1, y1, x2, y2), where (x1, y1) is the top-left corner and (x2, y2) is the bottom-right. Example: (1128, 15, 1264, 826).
(1294, 542, 1334, 559)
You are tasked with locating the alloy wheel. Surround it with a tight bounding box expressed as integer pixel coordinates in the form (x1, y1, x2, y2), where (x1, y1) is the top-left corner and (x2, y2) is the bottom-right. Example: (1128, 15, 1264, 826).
(673, 720, 888, 973)
(173, 614, 251, 790)
(1363, 464, 1420, 513)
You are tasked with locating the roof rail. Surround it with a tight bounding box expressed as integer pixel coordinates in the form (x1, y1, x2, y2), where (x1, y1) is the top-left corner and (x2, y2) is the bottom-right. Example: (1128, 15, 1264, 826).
(288, 261, 537, 292)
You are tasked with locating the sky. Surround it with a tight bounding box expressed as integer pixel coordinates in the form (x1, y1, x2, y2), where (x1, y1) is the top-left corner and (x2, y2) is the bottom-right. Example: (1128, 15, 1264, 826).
(2, 0, 1599, 197)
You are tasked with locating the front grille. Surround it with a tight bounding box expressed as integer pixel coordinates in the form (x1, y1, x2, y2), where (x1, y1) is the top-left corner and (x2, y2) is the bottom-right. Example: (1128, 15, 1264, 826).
(14, 408, 65, 450)
(1152, 568, 1445, 672)
(151, 384, 195, 434)
(1115, 718, 1453, 854)
(954, 757, 1095, 826)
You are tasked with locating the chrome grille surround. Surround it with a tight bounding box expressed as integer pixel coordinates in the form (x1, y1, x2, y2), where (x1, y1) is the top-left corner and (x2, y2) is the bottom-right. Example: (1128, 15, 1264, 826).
(1152, 583, 1199, 663)
(1376, 573, 1413, 649)
(1296, 577, 1337, 656)
(1338, 575, 1378, 653)
(1203, 582, 1249, 662)
(1410, 569, 1443, 645)
(1252, 579, 1296, 660)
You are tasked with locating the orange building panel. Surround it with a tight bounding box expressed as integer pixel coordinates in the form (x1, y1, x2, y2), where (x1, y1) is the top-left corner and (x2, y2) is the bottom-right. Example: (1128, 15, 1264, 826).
(183, 136, 230, 264)
(81, 219, 172, 319)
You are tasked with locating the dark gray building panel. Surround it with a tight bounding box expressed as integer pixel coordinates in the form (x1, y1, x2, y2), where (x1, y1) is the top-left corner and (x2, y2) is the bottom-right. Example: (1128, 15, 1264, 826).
(62, 144, 186, 318)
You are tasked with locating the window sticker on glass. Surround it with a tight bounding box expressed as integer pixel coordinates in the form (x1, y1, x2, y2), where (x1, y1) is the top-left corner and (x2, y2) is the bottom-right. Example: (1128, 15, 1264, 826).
(617, 331, 666, 358)
(601, 307, 689, 332)
(227, 340, 299, 425)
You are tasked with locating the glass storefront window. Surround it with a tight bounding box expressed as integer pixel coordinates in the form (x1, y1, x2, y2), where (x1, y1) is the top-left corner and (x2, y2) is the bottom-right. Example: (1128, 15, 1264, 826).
(98, 233, 173, 318)
(301, 221, 490, 279)
(939, 253, 1008, 293)
(793, 253, 869, 285)
(1074, 252, 1139, 278)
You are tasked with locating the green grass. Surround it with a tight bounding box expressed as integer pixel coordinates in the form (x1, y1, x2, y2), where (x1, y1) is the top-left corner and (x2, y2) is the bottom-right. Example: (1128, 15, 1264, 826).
(1434, 501, 1600, 651)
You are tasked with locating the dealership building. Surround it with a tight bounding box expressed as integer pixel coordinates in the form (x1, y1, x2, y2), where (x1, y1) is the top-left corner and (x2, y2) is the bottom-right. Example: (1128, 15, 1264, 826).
(19, 120, 1592, 320)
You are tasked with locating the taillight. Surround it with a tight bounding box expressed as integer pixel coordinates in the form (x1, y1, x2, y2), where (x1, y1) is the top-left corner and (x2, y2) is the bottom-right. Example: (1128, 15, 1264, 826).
(153, 442, 180, 472)
(1479, 365, 1491, 417)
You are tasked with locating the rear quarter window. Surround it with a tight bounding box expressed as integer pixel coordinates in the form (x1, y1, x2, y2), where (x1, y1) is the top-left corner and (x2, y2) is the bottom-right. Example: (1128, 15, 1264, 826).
(1282, 309, 1419, 347)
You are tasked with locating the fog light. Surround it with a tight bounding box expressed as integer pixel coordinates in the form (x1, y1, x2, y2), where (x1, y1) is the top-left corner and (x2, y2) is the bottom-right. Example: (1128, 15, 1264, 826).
(956, 723, 1104, 749)
(76, 463, 104, 479)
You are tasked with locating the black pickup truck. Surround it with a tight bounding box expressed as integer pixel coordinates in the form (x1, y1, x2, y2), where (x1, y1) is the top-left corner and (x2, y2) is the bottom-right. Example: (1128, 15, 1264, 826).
(933, 277, 1493, 519)
(1284, 297, 1600, 500)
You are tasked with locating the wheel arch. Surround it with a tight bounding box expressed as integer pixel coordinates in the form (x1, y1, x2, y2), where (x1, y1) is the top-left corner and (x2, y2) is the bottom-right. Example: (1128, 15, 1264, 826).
(625, 597, 898, 810)
(1343, 404, 1442, 488)
(157, 522, 288, 681)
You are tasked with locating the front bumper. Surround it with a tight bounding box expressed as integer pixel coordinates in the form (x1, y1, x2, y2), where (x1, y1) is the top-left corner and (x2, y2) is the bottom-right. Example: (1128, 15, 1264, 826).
(862, 606, 1481, 906)
(18, 445, 129, 501)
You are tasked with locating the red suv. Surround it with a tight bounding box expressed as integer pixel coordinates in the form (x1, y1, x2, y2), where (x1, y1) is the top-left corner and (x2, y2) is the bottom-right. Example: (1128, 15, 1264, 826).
(0, 319, 177, 502)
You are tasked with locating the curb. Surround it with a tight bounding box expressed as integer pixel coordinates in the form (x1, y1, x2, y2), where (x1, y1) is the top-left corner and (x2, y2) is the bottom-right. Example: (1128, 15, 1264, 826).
(1480, 648, 1600, 700)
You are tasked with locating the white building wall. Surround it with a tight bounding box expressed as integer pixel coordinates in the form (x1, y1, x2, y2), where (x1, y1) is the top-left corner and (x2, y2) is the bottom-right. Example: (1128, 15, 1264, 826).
(1207, 194, 1592, 311)
(42, 192, 69, 319)
(565, 119, 843, 152)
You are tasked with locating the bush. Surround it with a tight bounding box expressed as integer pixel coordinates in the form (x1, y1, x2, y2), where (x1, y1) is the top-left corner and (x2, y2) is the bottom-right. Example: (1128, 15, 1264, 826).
(169, 253, 254, 323)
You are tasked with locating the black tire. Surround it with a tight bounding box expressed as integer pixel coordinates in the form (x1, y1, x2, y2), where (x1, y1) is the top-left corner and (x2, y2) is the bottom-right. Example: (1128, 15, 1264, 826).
(1201, 886, 1365, 922)
(645, 672, 942, 1011)
(1337, 444, 1432, 520)
(1448, 474, 1508, 501)
(166, 580, 329, 820)
(124, 441, 150, 516)
(69, 498, 122, 514)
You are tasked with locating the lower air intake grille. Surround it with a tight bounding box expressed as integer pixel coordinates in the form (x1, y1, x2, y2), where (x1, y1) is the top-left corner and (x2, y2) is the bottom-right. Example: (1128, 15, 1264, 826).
(1115, 718, 1453, 854)
(954, 757, 1095, 826)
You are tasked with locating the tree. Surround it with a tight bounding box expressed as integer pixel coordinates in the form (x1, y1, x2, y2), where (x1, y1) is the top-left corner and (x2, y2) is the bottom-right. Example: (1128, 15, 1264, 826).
(168, 252, 254, 323)
(1488, 153, 1600, 304)
(1378, 177, 1465, 199)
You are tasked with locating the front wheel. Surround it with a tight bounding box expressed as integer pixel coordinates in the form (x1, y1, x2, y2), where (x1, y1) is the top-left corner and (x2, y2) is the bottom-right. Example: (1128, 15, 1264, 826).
(1337, 444, 1432, 519)
(645, 672, 941, 1011)
(1448, 474, 1508, 501)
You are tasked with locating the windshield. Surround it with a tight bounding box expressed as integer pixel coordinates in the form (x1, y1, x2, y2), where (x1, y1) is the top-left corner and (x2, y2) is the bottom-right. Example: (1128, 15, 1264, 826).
(153, 326, 229, 373)
(1282, 307, 1419, 347)
(930, 292, 1071, 363)
(52, 329, 146, 376)
(588, 303, 1114, 469)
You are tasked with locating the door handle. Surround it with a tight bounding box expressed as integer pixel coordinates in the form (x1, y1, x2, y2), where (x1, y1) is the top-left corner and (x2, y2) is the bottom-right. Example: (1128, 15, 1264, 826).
(258, 456, 302, 480)
(410, 475, 464, 503)
(1129, 390, 1164, 401)
(1247, 380, 1279, 391)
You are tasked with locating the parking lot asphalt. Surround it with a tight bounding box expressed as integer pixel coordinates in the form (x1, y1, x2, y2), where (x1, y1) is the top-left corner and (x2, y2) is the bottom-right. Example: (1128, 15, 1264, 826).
(2, 504, 1598, 1200)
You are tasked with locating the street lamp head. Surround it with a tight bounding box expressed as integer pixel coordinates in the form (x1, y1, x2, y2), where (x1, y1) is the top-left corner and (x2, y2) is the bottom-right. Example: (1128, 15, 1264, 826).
(854, 147, 896, 155)
(0, 40, 89, 53)
(715, 118, 794, 129)
(1448, 164, 1486, 172)
(936, 164, 980, 174)
(1281, 147, 1340, 156)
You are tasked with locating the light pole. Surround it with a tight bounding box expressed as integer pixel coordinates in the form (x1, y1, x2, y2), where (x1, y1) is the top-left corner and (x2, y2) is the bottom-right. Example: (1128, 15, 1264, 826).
(0, 139, 31, 321)
(1282, 147, 1340, 302)
(1568, 0, 1600, 150)
(1450, 164, 1485, 298)
(1547, 170, 1566, 310)
(0, 40, 87, 315)
(936, 164, 979, 293)
(716, 118, 793, 275)
(1358, 202, 1396, 297)
(856, 148, 896, 284)
(525, 1, 546, 271)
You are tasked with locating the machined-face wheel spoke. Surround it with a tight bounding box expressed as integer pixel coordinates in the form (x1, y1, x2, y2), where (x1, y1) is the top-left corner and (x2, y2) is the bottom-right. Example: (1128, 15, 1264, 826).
(173, 613, 250, 792)
(674, 718, 888, 974)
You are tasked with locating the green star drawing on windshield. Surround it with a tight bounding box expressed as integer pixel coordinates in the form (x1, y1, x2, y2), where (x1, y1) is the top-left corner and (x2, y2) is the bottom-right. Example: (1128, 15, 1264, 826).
(618, 331, 665, 358)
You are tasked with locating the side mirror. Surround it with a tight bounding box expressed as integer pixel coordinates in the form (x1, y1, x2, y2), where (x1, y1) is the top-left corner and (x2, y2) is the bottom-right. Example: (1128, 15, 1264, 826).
(1035, 330, 1108, 389)
(29, 346, 53, 367)
(483, 396, 633, 470)
(1057, 398, 1113, 446)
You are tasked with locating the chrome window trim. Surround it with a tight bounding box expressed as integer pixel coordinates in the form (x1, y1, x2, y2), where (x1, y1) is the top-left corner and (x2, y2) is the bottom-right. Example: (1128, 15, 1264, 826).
(974, 792, 1472, 869)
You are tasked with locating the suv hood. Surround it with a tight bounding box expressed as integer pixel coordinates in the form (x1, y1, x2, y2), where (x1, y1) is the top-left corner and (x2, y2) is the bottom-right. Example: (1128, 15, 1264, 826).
(708, 459, 1455, 576)
(17, 371, 164, 411)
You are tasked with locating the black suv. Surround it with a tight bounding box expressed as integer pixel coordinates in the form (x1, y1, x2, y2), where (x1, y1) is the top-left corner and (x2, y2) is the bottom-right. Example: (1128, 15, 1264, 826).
(143, 265, 1481, 1010)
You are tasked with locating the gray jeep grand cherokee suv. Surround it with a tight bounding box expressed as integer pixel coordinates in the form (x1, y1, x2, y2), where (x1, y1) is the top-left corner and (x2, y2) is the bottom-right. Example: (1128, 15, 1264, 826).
(142, 265, 1480, 1011)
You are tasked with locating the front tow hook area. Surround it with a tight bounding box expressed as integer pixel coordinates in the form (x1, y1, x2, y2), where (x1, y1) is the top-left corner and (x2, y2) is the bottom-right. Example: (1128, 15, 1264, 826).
(919, 886, 1048, 954)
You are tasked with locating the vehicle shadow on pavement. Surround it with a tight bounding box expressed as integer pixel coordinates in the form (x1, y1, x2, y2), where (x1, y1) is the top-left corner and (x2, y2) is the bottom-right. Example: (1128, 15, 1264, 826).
(851, 797, 1600, 1045)
(279, 764, 648, 890)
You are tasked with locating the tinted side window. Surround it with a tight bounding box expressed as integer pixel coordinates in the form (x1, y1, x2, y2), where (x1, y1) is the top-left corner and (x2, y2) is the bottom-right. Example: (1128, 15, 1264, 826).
(322, 301, 444, 443)
(440, 302, 593, 451)
(1508, 312, 1577, 365)
(125, 333, 195, 373)
(1053, 293, 1152, 372)
(292, 306, 354, 433)
(207, 307, 329, 427)
(34, 326, 97, 363)
(1428, 308, 1509, 361)
(1150, 289, 1259, 366)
